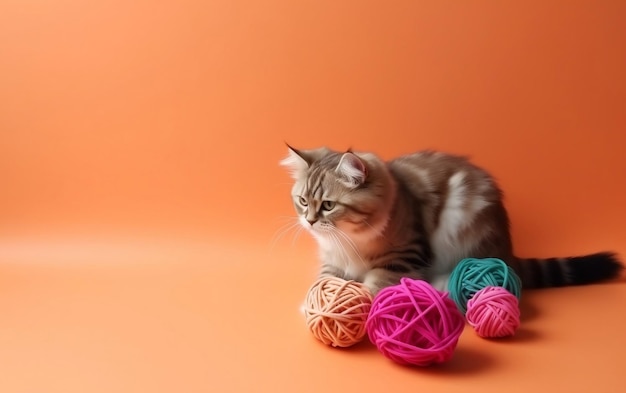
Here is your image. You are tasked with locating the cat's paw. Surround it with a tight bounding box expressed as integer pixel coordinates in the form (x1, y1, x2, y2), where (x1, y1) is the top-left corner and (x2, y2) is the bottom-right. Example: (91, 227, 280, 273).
(362, 278, 383, 297)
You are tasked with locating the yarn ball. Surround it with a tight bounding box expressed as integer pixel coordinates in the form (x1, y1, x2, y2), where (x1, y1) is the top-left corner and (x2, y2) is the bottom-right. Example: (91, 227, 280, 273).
(366, 278, 465, 366)
(466, 286, 521, 338)
(304, 276, 373, 348)
(448, 258, 522, 314)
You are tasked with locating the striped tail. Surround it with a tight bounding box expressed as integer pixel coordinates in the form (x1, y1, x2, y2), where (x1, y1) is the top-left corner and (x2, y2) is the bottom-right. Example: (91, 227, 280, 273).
(512, 252, 623, 289)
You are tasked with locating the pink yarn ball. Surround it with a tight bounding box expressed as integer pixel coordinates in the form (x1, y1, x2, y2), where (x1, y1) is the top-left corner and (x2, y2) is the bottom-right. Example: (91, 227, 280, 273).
(466, 286, 520, 338)
(366, 278, 465, 366)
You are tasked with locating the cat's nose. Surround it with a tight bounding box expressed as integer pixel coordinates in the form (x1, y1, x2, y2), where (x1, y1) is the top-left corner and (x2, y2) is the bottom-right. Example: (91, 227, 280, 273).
(306, 218, 318, 226)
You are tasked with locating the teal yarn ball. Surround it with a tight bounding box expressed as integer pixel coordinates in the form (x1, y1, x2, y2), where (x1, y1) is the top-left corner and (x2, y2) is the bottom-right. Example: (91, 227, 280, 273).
(448, 258, 522, 314)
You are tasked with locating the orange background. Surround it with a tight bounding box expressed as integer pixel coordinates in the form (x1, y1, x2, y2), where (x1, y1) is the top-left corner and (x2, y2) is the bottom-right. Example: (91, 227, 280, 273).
(1, 1, 625, 392)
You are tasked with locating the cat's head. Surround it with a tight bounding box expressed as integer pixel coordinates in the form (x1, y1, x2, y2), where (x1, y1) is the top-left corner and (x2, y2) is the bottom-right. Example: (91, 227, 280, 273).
(280, 145, 395, 242)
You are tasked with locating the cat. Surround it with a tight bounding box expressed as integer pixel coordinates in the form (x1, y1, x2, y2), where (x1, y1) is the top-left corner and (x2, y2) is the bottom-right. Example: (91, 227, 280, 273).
(281, 145, 622, 295)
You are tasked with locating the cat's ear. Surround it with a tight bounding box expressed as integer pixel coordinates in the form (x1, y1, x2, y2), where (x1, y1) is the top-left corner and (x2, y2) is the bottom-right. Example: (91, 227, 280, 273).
(280, 144, 310, 179)
(336, 152, 367, 187)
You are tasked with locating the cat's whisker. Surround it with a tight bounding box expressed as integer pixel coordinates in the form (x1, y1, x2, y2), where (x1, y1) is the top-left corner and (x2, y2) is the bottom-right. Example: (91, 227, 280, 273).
(326, 232, 342, 260)
(269, 219, 302, 251)
(329, 232, 351, 268)
(290, 225, 305, 248)
(363, 220, 387, 240)
(333, 227, 367, 267)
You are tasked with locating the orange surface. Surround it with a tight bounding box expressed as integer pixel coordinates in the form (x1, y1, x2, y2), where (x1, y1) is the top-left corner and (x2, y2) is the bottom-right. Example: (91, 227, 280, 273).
(1, 1, 625, 392)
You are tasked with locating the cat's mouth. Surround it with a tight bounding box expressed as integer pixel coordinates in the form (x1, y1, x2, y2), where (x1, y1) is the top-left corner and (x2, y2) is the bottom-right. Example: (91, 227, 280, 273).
(302, 220, 363, 240)
(300, 217, 333, 233)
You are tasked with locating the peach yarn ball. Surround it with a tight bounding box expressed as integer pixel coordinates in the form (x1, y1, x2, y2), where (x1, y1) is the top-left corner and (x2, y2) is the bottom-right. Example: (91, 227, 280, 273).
(304, 276, 373, 348)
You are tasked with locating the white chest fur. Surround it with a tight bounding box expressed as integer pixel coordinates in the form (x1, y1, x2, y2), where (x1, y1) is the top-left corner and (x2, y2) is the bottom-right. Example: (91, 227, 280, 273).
(314, 232, 370, 280)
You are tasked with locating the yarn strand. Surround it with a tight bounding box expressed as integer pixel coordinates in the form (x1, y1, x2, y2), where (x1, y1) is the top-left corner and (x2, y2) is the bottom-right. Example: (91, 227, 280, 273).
(466, 286, 520, 338)
(448, 257, 522, 314)
(366, 278, 465, 366)
(304, 277, 373, 348)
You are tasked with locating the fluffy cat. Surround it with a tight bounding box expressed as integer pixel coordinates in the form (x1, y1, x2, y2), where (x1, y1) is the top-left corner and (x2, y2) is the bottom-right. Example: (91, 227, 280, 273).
(281, 145, 622, 295)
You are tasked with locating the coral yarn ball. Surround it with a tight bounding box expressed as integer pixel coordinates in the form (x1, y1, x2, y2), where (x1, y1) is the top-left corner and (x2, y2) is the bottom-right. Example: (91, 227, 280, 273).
(466, 286, 521, 338)
(366, 278, 465, 366)
(448, 258, 522, 314)
(304, 277, 373, 348)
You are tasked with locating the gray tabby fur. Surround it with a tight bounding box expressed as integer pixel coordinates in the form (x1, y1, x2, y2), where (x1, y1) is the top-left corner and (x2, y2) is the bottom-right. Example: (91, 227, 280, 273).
(281, 146, 621, 295)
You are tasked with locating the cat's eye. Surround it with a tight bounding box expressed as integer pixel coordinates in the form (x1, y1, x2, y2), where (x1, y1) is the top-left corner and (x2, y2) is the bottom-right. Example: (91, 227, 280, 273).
(298, 196, 308, 206)
(321, 200, 336, 211)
